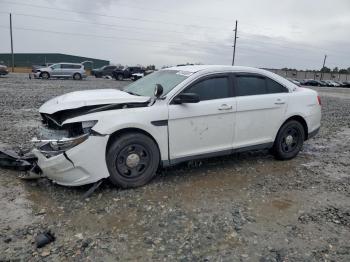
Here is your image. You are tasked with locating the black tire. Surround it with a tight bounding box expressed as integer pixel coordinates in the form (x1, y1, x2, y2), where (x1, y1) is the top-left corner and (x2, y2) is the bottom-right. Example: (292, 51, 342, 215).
(106, 132, 160, 188)
(117, 74, 124, 81)
(41, 72, 50, 80)
(73, 73, 82, 80)
(272, 120, 305, 160)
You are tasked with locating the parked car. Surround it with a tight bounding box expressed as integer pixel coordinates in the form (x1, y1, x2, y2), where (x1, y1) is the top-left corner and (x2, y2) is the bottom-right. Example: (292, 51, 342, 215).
(302, 79, 326, 87)
(286, 78, 301, 86)
(334, 80, 346, 87)
(112, 66, 144, 81)
(31, 63, 87, 80)
(91, 65, 117, 78)
(131, 72, 144, 81)
(323, 80, 340, 87)
(32, 65, 321, 188)
(0, 64, 9, 76)
(131, 70, 155, 81)
(342, 81, 350, 87)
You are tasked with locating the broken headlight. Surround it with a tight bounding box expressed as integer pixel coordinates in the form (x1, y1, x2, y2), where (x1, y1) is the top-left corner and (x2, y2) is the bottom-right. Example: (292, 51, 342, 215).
(49, 134, 89, 151)
(81, 120, 98, 134)
(49, 120, 98, 151)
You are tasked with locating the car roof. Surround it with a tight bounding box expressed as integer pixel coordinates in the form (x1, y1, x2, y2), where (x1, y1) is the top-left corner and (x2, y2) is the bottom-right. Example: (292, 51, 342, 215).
(165, 65, 271, 74)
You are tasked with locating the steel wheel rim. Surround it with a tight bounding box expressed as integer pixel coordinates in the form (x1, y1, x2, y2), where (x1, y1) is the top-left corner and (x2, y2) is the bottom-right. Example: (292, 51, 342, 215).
(281, 126, 301, 153)
(115, 144, 150, 179)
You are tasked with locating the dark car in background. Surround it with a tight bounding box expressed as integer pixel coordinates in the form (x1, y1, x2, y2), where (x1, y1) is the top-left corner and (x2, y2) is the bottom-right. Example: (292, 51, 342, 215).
(302, 79, 327, 87)
(91, 65, 117, 78)
(0, 64, 9, 76)
(112, 66, 144, 81)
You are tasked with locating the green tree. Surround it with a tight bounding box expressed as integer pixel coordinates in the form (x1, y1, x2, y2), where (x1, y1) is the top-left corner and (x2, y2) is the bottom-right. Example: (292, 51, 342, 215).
(321, 66, 331, 73)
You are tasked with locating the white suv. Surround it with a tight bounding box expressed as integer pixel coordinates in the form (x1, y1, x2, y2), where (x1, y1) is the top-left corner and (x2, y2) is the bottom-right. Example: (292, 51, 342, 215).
(33, 65, 321, 187)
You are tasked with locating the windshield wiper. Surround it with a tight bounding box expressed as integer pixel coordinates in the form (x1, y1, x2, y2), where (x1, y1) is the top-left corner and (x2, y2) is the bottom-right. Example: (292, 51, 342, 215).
(124, 90, 141, 96)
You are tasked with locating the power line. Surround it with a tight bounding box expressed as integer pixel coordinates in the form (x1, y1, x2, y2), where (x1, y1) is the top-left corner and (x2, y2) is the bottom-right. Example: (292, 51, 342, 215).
(0, 0, 228, 30)
(0, 12, 227, 45)
(1, 11, 347, 59)
(0, 25, 232, 48)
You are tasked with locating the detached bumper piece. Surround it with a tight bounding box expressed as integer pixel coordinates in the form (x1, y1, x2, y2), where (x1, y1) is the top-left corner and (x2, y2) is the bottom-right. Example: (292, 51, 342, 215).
(0, 149, 36, 171)
(0, 149, 43, 179)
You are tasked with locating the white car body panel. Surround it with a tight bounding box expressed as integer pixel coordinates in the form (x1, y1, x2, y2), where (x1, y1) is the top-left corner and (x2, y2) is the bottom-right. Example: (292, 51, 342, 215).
(33, 65, 321, 186)
(168, 97, 235, 159)
(234, 93, 288, 148)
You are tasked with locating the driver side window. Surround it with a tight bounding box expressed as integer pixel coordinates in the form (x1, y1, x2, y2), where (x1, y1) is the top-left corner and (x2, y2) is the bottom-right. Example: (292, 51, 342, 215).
(185, 76, 230, 101)
(51, 64, 61, 70)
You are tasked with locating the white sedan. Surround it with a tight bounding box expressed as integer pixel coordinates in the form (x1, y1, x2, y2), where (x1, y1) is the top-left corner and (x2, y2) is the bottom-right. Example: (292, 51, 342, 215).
(33, 65, 321, 187)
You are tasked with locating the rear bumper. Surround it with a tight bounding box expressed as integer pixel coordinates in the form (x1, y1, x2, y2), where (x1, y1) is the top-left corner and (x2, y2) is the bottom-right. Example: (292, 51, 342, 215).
(32, 135, 110, 186)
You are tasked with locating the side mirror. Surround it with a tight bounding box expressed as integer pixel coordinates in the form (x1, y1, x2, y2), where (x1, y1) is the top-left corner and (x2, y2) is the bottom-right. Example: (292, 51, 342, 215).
(173, 93, 200, 104)
(154, 84, 163, 98)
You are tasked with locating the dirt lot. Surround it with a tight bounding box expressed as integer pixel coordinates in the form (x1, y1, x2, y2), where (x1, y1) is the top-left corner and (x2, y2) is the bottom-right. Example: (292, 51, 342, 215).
(0, 74, 349, 261)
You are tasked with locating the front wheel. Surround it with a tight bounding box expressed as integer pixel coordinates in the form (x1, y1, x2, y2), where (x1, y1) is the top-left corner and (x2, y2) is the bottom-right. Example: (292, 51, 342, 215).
(106, 133, 160, 188)
(272, 120, 305, 160)
(41, 72, 50, 80)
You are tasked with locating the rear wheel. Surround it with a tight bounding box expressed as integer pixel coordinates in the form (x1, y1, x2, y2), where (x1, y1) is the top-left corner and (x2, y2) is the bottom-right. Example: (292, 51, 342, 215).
(273, 120, 305, 160)
(106, 133, 160, 188)
(41, 72, 50, 80)
(73, 73, 82, 80)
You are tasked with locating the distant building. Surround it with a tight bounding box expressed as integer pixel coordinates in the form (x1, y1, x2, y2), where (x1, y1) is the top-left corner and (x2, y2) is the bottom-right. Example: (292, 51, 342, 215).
(0, 53, 109, 69)
(264, 68, 349, 82)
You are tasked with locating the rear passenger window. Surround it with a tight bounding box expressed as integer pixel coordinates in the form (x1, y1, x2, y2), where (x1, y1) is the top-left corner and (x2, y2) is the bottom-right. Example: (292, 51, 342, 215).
(235, 76, 266, 96)
(185, 77, 230, 101)
(266, 78, 288, 93)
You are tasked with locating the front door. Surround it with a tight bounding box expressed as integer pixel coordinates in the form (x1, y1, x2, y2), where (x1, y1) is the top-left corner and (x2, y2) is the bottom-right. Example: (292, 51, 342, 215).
(168, 74, 236, 161)
(50, 64, 62, 77)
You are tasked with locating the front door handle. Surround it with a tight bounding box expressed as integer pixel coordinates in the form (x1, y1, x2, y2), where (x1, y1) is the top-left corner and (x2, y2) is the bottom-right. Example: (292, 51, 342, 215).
(218, 104, 233, 111)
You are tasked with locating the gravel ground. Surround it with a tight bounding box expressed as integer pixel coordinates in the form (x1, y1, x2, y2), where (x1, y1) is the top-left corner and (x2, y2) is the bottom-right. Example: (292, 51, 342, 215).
(0, 73, 349, 261)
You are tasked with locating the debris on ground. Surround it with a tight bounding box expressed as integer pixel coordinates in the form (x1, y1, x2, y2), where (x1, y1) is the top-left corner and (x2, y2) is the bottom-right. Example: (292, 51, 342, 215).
(35, 230, 55, 248)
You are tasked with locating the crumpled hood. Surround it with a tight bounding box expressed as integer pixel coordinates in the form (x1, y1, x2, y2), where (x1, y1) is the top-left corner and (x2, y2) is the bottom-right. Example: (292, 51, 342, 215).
(39, 89, 150, 114)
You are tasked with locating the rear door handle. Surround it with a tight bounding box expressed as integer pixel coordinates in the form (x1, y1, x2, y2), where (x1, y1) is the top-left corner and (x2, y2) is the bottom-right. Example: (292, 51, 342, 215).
(218, 104, 233, 111)
(274, 99, 286, 105)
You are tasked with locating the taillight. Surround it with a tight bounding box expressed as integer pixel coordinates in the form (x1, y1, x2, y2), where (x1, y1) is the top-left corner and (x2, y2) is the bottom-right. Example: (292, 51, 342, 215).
(317, 96, 321, 106)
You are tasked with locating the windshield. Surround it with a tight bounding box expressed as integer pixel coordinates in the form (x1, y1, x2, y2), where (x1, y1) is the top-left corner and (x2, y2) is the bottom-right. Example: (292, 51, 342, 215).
(124, 70, 192, 97)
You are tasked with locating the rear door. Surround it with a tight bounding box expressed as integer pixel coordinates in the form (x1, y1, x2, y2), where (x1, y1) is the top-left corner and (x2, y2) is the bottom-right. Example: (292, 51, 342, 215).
(233, 74, 289, 148)
(60, 64, 74, 77)
(168, 74, 236, 160)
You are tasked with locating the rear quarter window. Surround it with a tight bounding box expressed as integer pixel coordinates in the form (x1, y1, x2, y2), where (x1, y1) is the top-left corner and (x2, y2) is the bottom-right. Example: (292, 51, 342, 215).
(266, 78, 288, 93)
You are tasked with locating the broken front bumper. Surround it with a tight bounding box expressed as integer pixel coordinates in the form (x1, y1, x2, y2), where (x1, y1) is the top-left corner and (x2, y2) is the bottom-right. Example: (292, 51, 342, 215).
(33, 135, 110, 186)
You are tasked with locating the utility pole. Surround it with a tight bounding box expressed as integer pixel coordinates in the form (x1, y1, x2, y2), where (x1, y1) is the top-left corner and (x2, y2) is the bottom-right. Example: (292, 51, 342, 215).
(232, 20, 238, 66)
(320, 54, 327, 80)
(9, 13, 14, 72)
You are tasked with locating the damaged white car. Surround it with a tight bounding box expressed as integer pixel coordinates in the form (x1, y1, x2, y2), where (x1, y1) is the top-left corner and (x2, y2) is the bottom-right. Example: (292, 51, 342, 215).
(31, 65, 321, 188)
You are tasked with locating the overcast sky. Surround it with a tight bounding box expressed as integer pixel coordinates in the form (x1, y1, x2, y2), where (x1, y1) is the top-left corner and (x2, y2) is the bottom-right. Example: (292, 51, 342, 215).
(0, 0, 349, 69)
